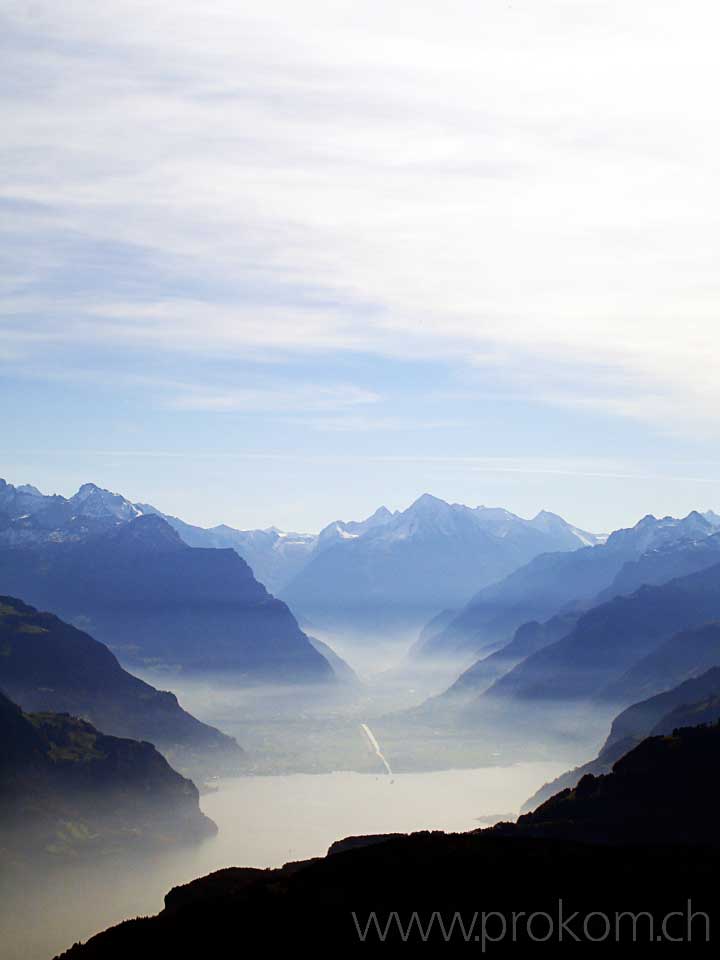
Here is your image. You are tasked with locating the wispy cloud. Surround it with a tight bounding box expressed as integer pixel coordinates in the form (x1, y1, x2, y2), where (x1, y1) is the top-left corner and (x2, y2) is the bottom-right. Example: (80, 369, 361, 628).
(3, 0, 720, 433)
(297, 415, 463, 433)
(10, 448, 720, 486)
(0, 358, 381, 415)
(164, 382, 379, 413)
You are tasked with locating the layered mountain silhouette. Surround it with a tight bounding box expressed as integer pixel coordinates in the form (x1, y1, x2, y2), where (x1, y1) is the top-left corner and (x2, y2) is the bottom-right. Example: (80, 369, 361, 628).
(523, 665, 720, 811)
(143, 499, 593, 624)
(399, 561, 720, 764)
(0, 481, 334, 682)
(138, 503, 405, 595)
(0, 597, 243, 781)
(601, 621, 720, 704)
(151, 494, 602, 639)
(56, 722, 720, 956)
(484, 562, 720, 704)
(280, 494, 600, 637)
(413, 511, 720, 666)
(0, 690, 215, 866)
(135, 505, 317, 595)
(0, 478, 602, 671)
(513, 721, 720, 845)
(412, 524, 720, 723)
(432, 612, 579, 706)
(595, 531, 720, 603)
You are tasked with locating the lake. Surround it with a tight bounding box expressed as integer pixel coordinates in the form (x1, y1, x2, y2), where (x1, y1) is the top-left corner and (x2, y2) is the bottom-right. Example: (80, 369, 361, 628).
(5, 761, 566, 960)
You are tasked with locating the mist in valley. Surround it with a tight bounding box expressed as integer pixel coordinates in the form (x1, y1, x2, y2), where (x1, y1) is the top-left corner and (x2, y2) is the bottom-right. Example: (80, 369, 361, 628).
(3, 550, 716, 958)
(0, 627, 609, 960)
(0, 517, 659, 959)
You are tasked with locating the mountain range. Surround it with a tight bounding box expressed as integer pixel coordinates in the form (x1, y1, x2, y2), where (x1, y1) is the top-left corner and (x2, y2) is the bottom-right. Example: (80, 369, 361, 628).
(484, 561, 720, 705)
(0, 477, 604, 672)
(0, 481, 334, 683)
(280, 494, 601, 639)
(137, 489, 604, 641)
(6, 476, 720, 711)
(142, 496, 600, 604)
(412, 510, 720, 667)
(409, 521, 720, 746)
(135, 506, 317, 595)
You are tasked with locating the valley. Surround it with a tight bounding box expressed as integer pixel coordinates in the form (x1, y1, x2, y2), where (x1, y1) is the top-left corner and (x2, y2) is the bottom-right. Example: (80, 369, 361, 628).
(3, 478, 720, 956)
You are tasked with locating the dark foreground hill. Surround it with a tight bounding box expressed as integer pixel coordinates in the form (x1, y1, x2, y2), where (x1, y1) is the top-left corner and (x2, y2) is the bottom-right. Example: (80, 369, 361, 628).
(0, 516, 334, 682)
(0, 691, 215, 866)
(513, 722, 720, 845)
(0, 597, 243, 781)
(523, 665, 720, 811)
(58, 724, 720, 956)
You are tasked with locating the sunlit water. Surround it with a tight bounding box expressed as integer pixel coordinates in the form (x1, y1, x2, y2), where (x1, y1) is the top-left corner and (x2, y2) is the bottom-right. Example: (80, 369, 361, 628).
(4, 762, 566, 960)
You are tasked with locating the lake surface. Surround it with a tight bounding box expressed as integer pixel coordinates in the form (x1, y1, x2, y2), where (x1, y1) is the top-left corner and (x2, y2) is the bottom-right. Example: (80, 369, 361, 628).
(199, 763, 565, 867)
(7, 762, 565, 960)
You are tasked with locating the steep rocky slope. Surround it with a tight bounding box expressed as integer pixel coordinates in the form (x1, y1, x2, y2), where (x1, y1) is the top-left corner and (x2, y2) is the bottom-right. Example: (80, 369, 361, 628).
(0, 691, 216, 865)
(0, 597, 244, 781)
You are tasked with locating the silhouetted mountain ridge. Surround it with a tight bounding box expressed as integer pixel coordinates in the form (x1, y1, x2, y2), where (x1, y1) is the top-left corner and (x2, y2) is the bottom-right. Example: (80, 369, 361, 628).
(0, 690, 215, 865)
(281, 493, 601, 637)
(515, 721, 720, 846)
(0, 597, 244, 781)
(485, 561, 720, 703)
(523, 665, 720, 812)
(0, 514, 334, 681)
(413, 511, 720, 666)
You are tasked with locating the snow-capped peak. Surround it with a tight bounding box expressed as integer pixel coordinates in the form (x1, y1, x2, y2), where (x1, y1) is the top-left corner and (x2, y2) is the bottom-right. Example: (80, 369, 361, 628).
(407, 493, 450, 513)
(703, 510, 720, 529)
(70, 483, 142, 520)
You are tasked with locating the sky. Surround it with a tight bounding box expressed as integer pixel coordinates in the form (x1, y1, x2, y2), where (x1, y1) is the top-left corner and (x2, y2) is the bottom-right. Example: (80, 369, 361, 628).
(3, 0, 720, 534)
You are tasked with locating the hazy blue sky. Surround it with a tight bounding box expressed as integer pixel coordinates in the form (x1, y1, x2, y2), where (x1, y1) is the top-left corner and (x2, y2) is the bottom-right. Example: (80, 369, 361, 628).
(3, 1, 720, 533)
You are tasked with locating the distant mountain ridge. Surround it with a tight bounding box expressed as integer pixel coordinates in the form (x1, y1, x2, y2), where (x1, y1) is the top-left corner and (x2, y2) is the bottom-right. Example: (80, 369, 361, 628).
(482, 561, 720, 705)
(1, 480, 601, 601)
(0, 481, 335, 683)
(0, 479, 142, 546)
(142, 493, 602, 603)
(435, 613, 579, 706)
(405, 531, 720, 750)
(0, 478, 604, 653)
(136, 506, 317, 595)
(280, 493, 603, 638)
(413, 509, 720, 667)
(417, 517, 720, 716)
